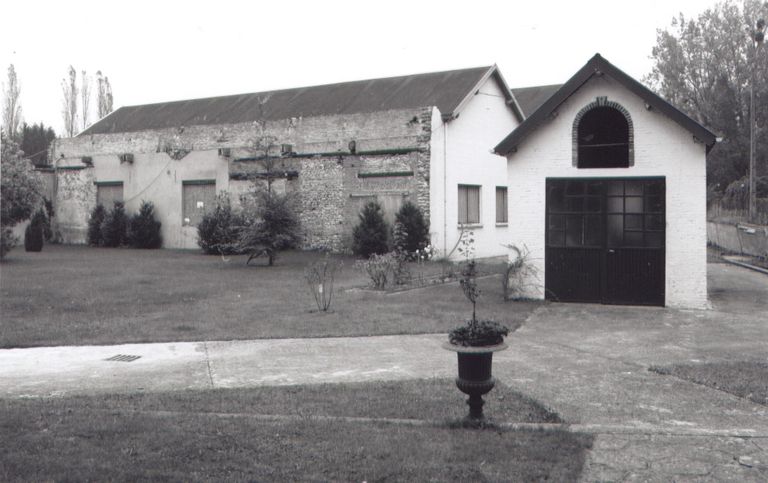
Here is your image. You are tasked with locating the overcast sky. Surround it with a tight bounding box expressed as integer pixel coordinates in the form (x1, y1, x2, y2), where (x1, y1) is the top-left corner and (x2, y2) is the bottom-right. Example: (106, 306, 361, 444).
(2, 0, 717, 135)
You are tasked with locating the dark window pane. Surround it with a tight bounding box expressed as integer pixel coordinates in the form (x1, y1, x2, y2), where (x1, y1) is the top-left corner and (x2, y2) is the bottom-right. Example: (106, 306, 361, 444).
(607, 181, 623, 196)
(607, 196, 623, 213)
(585, 197, 601, 212)
(625, 197, 643, 213)
(645, 196, 663, 212)
(624, 232, 643, 247)
(626, 180, 643, 196)
(548, 184, 566, 212)
(645, 181, 664, 196)
(587, 181, 603, 195)
(577, 107, 630, 169)
(607, 214, 623, 247)
(584, 215, 602, 246)
(625, 214, 643, 231)
(646, 232, 664, 248)
(565, 181, 585, 195)
(548, 230, 565, 247)
(549, 214, 565, 230)
(566, 215, 583, 246)
(566, 197, 583, 212)
(646, 215, 664, 231)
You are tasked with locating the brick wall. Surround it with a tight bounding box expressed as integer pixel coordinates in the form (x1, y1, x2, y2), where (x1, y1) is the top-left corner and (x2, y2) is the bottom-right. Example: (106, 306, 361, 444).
(506, 75, 708, 309)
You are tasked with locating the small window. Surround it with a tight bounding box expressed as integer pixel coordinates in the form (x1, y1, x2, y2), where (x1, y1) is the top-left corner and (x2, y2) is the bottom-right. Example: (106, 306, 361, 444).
(182, 180, 216, 226)
(577, 106, 630, 168)
(495, 187, 508, 224)
(458, 185, 480, 225)
(96, 182, 123, 208)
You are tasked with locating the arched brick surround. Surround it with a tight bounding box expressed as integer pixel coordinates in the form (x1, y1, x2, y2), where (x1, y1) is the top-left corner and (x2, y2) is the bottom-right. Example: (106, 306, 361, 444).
(572, 96, 634, 167)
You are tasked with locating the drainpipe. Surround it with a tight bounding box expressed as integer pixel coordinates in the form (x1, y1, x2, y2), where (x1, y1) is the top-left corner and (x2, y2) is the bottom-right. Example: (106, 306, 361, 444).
(443, 121, 448, 256)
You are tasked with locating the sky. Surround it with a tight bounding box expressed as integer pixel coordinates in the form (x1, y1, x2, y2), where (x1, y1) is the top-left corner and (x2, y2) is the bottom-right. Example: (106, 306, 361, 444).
(1, 0, 719, 135)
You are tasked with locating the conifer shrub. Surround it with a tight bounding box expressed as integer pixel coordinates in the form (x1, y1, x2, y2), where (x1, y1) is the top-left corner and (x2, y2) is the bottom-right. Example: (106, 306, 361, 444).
(197, 194, 244, 255)
(101, 201, 128, 247)
(236, 189, 302, 266)
(87, 204, 107, 246)
(128, 201, 162, 249)
(352, 200, 389, 258)
(24, 209, 46, 252)
(392, 201, 429, 258)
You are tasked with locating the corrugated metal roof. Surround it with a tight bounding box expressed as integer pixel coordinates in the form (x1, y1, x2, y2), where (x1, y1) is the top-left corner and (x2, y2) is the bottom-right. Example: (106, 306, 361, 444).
(80, 66, 495, 135)
(511, 84, 562, 117)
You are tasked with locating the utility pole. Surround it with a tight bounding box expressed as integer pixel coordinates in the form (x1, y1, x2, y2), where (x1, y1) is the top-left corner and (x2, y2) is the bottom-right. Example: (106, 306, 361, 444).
(749, 17, 765, 222)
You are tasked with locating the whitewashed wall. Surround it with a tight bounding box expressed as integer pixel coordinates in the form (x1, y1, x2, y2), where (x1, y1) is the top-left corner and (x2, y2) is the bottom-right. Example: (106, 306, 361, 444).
(430, 77, 520, 260)
(505, 75, 708, 308)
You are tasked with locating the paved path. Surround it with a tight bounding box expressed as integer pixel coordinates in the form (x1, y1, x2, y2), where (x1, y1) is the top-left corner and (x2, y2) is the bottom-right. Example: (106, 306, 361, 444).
(1, 262, 767, 481)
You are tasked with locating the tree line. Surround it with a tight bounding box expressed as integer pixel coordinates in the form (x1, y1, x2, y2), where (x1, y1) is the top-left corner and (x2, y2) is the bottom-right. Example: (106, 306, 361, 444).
(1, 64, 114, 165)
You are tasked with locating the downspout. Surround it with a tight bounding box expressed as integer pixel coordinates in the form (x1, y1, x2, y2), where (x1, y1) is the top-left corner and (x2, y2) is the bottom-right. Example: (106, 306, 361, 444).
(442, 120, 448, 256)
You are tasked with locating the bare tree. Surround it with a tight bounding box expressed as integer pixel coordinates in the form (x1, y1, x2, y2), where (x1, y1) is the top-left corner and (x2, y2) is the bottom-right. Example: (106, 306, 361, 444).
(61, 66, 78, 137)
(80, 70, 91, 130)
(2, 64, 22, 139)
(96, 70, 113, 119)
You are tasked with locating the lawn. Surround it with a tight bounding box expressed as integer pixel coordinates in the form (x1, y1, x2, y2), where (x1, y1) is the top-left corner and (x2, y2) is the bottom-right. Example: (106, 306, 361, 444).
(0, 245, 538, 348)
(650, 361, 768, 406)
(0, 379, 592, 481)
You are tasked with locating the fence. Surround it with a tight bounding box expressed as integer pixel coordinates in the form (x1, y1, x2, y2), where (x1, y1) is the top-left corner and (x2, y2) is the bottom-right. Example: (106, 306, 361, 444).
(707, 198, 768, 225)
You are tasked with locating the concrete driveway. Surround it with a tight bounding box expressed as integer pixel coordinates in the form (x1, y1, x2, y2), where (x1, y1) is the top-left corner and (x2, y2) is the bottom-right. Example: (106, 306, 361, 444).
(1, 261, 766, 481)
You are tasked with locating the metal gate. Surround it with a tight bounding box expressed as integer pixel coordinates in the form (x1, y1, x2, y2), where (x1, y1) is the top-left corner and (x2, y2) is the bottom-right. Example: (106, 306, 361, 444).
(545, 178, 665, 306)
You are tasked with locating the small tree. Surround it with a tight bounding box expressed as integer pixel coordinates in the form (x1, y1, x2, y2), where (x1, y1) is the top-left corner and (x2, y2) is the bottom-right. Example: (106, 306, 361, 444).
(87, 204, 107, 246)
(128, 201, 162, 249)
(24, 209, 45, 252)
(393, 201, 429, 258)
(197, 193, 244, 255)
(352, 201, 389, 258)
(101, 201, 128, 247)
(1, 132, 42, 259)
(237, 189, 301, 266)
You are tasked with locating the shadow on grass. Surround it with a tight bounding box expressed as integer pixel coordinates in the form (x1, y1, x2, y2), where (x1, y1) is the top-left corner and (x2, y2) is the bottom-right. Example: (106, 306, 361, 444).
(0, 379, 593, 481)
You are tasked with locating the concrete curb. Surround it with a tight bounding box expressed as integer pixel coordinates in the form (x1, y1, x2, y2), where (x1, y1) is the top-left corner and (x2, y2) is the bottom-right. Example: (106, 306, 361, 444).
(721, 256, 768, 276)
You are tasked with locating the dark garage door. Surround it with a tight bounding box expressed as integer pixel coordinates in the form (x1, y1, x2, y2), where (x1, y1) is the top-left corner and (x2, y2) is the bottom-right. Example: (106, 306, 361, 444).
(545, 178, 665, 306)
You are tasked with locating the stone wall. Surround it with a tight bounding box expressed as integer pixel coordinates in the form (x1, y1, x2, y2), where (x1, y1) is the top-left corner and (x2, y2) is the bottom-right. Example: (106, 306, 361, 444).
(50, 107, 433, 251)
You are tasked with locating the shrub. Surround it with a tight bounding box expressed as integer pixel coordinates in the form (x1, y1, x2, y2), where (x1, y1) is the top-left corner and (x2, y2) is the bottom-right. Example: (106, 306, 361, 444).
(128, 201, 162, 249)
(392, 202, 429, 258)
(42, 198, 56, 242)
(352, 201, 389, 258)
(236, 189, 302, 266)
(87, 204, 107, 246)
(0, 227, 15, 259)
(197, 194, 244, 255)
(24, 209, 46, 252)
(501, 244, 540, 301)
(354, 252, 397, 289)
(305, 253, 343, 312)
(101, 201, 128, 247)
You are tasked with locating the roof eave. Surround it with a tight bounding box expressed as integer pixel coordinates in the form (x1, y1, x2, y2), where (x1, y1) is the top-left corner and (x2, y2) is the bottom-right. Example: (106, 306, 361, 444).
(495, 54, 717, 156)
(448, 65, 525, 124)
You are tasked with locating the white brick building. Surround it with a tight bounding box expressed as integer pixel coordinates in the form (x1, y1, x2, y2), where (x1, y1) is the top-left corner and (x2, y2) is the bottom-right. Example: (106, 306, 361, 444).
(495, 54, 717, 308)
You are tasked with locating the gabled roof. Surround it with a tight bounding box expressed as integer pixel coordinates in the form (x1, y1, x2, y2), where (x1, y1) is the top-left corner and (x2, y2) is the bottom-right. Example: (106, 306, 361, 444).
(81, 66, 522, 136)
(495, 54, 718, 155)
(511, 84, 561, 117)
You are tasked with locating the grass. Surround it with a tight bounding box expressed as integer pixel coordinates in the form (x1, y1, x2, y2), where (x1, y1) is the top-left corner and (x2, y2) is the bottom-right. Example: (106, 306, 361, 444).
(0, 245, 538, 348)
(649, 361, 768, 406)
(0, 379, 592, 481)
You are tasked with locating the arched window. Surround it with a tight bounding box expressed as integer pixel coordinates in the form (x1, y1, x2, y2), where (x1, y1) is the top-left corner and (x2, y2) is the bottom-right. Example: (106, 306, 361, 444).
(573, 100, 633, 168)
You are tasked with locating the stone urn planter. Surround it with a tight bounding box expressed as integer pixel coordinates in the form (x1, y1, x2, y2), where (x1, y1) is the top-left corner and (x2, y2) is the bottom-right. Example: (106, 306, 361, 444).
(443, 341, 508, 421)
(445, 259, 511, 421)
